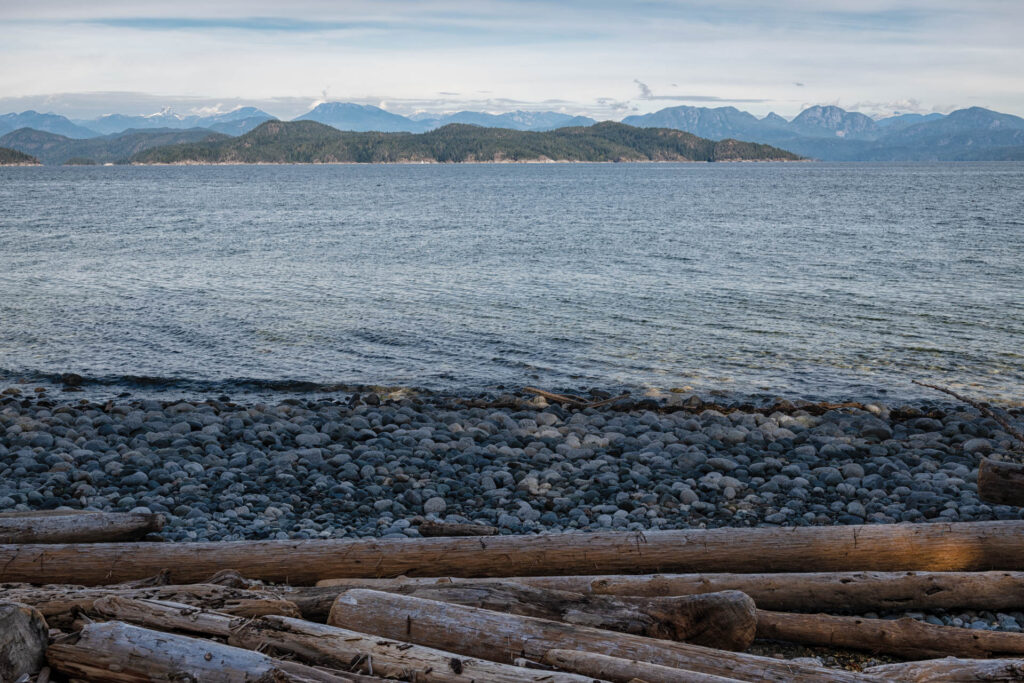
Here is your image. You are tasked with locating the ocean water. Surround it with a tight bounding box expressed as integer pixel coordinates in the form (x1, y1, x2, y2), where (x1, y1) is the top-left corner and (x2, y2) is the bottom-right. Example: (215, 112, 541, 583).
(1, 162, 1022, 403)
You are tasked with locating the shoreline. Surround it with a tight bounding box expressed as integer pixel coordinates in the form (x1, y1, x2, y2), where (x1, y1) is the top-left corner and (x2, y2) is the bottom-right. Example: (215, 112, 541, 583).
(2, 387, 1019, 539)
(128, 157, 807, 166)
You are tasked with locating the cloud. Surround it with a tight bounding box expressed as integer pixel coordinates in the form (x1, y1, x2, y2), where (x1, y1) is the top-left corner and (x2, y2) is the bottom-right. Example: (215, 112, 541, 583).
(1, 1, 1023, 119)
(633, 80, 769, 103)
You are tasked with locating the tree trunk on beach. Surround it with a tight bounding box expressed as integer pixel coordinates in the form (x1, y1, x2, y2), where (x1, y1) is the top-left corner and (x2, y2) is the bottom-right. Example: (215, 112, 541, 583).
(1, 582, 301, 629)
(865, 656, 1024, 682)
(978, 458, 1024, 507)
(756, 609, 1024, 659)
(326, 588, 869, 682)
(326, 580, 756, 650)
(541, 649, 745, 683)
(4, 521, 1024, 585)
(312, 569, 1024, 614)
(45, 621, 359, 683)
(90, 596, 601, 683)
(0, 510, 164, 544)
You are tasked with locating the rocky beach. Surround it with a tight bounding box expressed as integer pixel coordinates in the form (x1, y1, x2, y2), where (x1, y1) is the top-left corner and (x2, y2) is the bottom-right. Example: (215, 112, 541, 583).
(3, 384, 1023, 642)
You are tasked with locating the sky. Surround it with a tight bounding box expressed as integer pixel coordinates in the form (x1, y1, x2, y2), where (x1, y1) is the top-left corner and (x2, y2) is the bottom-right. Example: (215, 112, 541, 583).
(1, 0, 1023, 121)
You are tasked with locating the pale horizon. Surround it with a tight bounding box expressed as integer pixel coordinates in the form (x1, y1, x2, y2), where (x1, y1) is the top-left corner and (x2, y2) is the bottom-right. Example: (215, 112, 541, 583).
(2, 1, 1023, 121)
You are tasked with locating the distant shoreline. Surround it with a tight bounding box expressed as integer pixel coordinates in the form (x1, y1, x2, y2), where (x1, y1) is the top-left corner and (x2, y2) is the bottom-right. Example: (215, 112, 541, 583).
(128, 158, 806, 166)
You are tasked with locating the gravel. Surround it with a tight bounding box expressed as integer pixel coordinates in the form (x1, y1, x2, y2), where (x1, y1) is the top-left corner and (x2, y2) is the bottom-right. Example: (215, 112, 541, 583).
(2, 384, 1023, 634)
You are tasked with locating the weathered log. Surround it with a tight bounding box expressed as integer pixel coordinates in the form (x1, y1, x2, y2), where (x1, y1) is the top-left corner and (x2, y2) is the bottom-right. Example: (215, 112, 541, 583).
(91, 596, 602, 683)
(5, 521, 1024, 585)
(327, 580, 756, 650)
(0, 582, 301, 629)
(313, 570, 1024, 613)
(865, 656, 1024, 682)
(542, 649, 744, 683)
(0, 510, 164, 544)
(756, 609, 1024, 659)
(326, 589, 871, 682)
(418, 520, 497, 537)
(0, 601, 48, 681)
(978, 458, 1024, 507)
(45, 621, 359, 682)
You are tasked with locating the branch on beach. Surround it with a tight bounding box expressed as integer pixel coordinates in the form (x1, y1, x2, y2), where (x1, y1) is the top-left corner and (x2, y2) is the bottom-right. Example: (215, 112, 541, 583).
(912, 379, 1024, 448)
(523, 387, 631, 409)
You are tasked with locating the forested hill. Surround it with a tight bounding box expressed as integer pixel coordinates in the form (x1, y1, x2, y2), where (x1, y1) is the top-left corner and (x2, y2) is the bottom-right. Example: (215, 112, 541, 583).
(130, 120, 802, 164)
(0, 146, 40, 165)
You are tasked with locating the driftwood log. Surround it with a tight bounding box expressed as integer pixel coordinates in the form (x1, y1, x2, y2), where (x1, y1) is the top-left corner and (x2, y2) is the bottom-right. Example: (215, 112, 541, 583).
(90, 596, 601, 683)
(326, 588, 870, 682)
(0, 582, 301, 629)
(5, 521, 1024, 585)
(978, 458, 1024, 507)
(542, 649, 745, 683)
(0, 510, 164, 544)
(45, 620, 363, 682)
(0, 601, 48, 681)
(314, 570, 1024, 613)
(865, 656, 1024, 682)
(756, 609, 1024, 659)
(329, 580, 756, 650)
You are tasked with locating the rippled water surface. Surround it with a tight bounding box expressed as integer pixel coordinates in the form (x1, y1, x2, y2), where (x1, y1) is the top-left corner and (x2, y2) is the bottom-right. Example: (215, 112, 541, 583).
(1, 162, 1022, 401)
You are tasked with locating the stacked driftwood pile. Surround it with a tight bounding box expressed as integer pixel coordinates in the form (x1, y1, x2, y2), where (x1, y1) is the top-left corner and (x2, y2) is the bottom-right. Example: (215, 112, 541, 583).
(5, 513, 1024, 681)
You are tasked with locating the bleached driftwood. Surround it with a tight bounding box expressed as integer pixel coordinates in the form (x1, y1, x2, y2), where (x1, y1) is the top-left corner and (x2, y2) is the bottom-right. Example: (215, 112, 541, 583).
(0, 582, 300, 629)
(757, 609, 1024, 659)
(542, 649, 745, 683)
(313, 570, 1024, 613)
(0, 510, 164, 544)
(89, 596, 600, 683)
(865, 656, 1024, 682)
(45, 620, 361, 682)
(326, 580, 756, 649)
(326, 589, 870, 682)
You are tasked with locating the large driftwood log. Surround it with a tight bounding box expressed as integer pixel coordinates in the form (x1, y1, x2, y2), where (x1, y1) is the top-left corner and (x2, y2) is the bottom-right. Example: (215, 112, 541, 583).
(313, 570, 1024, 613)
(0, 601, 48, 681)
(0, 510, 164, 544)
(756, 609, 1024, 659)
(90, 596, 601, 683)
(45, 621, 361, 682)
(335, 580, 756, 650)
(865, 656, 1024, 682)
(326, 589, 871, 682)
(4, 521, 1024, 585)
(0, 582, 301, 629)
(542, 649, 744, 683)
(978, 458, 1024, 507)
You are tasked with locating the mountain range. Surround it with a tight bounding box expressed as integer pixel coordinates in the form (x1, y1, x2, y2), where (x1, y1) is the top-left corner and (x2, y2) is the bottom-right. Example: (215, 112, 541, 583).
(2, 101, 1023, 162)
(622, 105, 1024, 161)
(129, 120, 801, 164)
(0, 128, 228, 165)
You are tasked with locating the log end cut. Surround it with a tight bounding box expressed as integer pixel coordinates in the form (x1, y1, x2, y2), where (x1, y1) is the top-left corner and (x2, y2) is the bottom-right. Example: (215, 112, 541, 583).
(0, 601, 49, 681)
